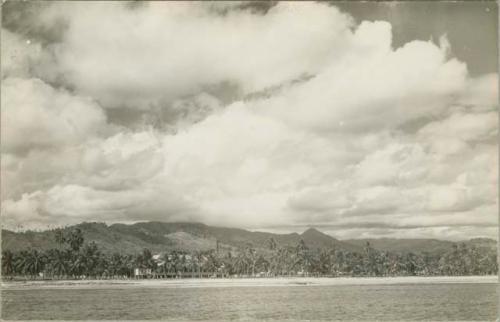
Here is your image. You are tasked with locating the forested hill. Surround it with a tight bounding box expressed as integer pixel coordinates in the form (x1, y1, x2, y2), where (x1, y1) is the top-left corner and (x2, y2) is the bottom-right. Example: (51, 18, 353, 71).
(2, 221, 497, 256)
(1, 222, 362, 254)
(345, 238, 497, 255)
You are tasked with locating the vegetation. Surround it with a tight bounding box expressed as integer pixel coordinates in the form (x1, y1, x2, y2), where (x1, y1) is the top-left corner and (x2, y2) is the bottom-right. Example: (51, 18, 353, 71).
(1, 229, 497, 280)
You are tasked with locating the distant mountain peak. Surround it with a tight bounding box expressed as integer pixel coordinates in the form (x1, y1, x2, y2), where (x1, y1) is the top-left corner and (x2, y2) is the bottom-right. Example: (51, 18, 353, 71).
(301, 227, 339, 241)
(302, 227, 324, 236)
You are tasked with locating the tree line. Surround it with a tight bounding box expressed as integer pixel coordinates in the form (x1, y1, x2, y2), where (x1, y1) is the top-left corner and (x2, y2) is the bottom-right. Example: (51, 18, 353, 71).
(1, 228, 497, 279)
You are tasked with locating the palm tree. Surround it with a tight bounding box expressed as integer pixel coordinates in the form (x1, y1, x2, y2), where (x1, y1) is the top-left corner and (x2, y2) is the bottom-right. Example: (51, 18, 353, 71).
(404, 252, 418, 276)
(160, 252, 172, 275)
(81, 242, 101, 277)
(294, 239, 314, 275)
(108, 253, 123, 277)
(255, 255, 270, 275)
(205, 252, 220, 276)
(70, 253, 87, 278)
(136, 248, 155, 270)
(330, 248, 345, 276)
(95, 255, 109, 278)
(123, 254, 135, 278)
(268, 250, 280, 276)
(246, 246, 257, 276)
(171, 252, 183, 276)
(18, 249, 46, 278)
(274, 246, 294, 276)
(268, 238, 277, 251)
(68, 228, 85, 252)
(233, 252, 249, 275)
(47, 249, 69, 278)
(318, 250, 331, 275)
(363, 242, 378, 276)
(54, 229, 66, 250)
(2, 250, 15, 277)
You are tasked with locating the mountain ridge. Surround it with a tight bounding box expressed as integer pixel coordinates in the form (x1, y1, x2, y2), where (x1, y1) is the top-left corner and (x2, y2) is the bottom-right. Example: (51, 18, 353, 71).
(2, 221, 496, 255)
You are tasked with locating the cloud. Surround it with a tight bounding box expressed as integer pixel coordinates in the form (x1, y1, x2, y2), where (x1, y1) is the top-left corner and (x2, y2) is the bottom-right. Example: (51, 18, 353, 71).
(256, 24, 467, 134)
(457, 73, 498, 111)
(0, 2, 497, 239)
(0, 184, 198, 230)
(1, 29, 43, 79)
(1, 130, 165, 202)
(34, 1, 354, 111)
(1, 78, 107, 154)
(353, 143, 429, 186)
(77, 131, 165, 190)
(419, 111, 497, 143)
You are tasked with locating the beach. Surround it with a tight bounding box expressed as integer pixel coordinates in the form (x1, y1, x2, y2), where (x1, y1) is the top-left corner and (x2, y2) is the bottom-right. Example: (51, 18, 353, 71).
(2, 275, 497, 290)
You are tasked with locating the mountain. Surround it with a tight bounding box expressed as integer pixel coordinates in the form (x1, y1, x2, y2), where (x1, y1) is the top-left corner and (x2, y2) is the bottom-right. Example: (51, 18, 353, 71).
(301, 228, 360, 252)
(345, 238, 497, 255)
(466, 238, 498, 252)
(2, 221, 496, 256)
(1, 221, 362, 254)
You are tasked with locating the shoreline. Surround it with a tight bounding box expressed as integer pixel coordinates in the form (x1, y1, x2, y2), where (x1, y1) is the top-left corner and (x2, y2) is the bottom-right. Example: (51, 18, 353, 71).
(2, 275, 497, 290)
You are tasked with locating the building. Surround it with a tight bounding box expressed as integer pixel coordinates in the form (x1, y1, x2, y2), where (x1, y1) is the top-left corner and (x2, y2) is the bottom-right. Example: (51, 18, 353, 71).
(134, 268, 152, 277)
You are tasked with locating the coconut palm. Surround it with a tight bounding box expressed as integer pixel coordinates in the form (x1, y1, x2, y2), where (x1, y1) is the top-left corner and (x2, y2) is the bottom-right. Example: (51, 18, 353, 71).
(68, 228, 85, 252)
(108, 253, 123, 277)
(70, 253, 87, 278)
(123, 254, 135, 278)
(294, 240, 314, 275)
(268, 237, 277, 251)
(222, 252, 234, 275)
(233, 252, 249, 275)
(18, 249, 46, 278)
(81, 242, 101, 277)
(54, 229, 66, 249)
(246, 246, 257, 276)
(46, 249, 69, 278)
(317, 250, 331, 275)
(136, 248, 155, 270)
(2, 250, 15, 276)
(255, 255, 270, 274)
(204, 251, 220, 275)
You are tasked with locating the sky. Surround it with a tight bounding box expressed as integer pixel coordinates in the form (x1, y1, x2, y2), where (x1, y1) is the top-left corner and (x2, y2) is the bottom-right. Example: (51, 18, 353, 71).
(1, 1, 498, 240)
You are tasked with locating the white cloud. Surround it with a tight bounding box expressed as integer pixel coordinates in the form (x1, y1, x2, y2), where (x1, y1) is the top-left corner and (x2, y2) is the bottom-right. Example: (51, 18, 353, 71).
(1, 183, 198, 230)
(37, 1, 354, 110)
(0, 131, 165, 201)
(1, 78, 107, 154)
(1, 29, 44, 79)
(77, 131, 165, 190)
(1, 2, 497, 239)
(353, 143, 429, 186)
(255, 25, 467, 134)
(419, 111, 497, 143)
(457, 73, 498, 111)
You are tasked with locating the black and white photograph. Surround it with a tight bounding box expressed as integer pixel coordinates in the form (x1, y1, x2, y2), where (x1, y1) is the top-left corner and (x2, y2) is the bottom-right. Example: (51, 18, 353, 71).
(0, 1, 498, 321)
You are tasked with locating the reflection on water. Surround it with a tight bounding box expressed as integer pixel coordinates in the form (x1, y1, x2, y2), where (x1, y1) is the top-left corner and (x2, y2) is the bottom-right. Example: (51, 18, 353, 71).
(2, 282, 497, 320)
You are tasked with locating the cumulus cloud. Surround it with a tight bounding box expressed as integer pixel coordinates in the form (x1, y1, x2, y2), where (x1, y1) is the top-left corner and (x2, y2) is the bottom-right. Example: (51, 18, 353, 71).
(1, 29, 43, 79)
(1, 77, 107, 154)
(420, 111, 497, 140)
(256, 25, 467, 134)
(1, 2, 497, 239)
(457, 73, 498, 111)
(35, 1, 354, 111)
(1, 184, 198, 230)
(77, 131, 164, 190)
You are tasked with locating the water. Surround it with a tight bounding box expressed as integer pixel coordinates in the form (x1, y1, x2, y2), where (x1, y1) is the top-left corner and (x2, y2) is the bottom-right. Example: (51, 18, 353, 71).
(2, 278, 497, 320)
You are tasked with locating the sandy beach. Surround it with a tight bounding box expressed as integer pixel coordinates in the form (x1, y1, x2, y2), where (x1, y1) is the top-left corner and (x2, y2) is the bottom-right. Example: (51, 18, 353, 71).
(2, 275, 497, 290)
